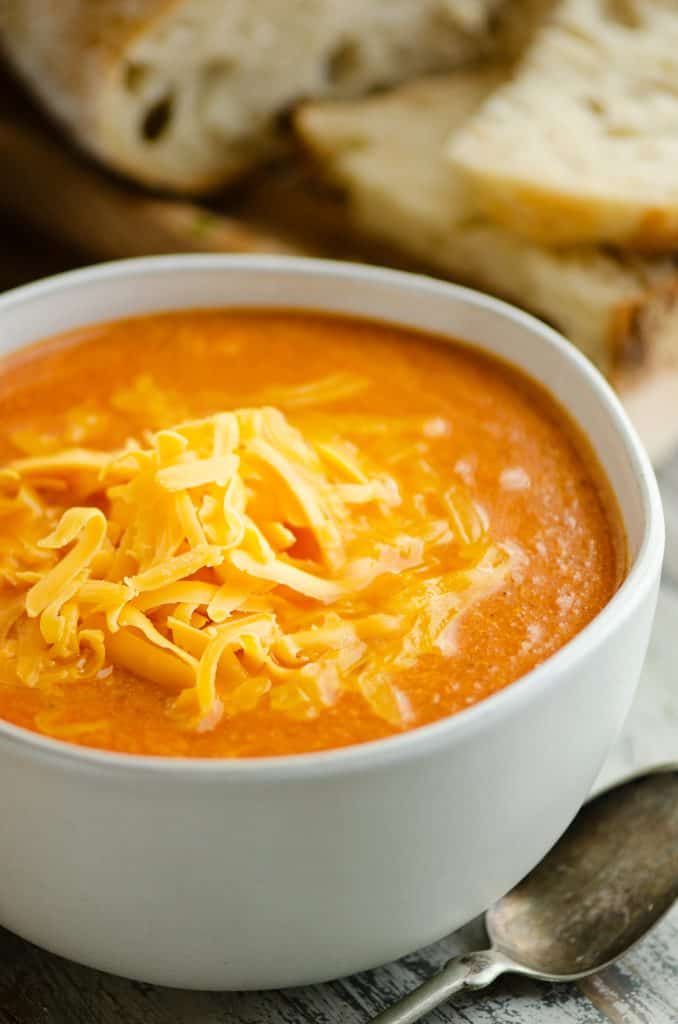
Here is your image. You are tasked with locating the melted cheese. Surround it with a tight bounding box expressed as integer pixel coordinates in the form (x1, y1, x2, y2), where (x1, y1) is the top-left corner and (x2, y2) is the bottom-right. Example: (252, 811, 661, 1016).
(1, 402, 516, 732)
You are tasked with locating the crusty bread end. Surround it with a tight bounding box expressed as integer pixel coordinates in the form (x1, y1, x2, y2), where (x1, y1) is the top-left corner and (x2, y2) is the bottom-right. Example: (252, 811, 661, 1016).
(1, 0, 504, 193)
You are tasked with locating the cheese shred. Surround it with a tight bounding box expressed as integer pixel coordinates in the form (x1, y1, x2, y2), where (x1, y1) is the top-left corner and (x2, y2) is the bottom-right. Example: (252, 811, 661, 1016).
(1, 399, 516, 733)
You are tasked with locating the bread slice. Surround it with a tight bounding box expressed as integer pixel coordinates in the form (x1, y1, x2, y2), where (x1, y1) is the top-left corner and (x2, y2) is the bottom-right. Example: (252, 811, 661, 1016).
(0, 0, 504, 193)
(295, 71, 678, 375)
(449, 0, 678, 251)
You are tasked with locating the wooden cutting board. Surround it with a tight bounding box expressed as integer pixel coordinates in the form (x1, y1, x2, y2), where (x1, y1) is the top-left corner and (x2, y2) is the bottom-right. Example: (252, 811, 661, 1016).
(1, 67, 678, 465)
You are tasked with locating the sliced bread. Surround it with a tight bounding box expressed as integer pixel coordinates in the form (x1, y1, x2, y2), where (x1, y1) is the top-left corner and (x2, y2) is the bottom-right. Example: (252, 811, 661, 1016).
(295, 71, 678, 375)
(0, 0, 504, 193)
(449, 0, 678, 251)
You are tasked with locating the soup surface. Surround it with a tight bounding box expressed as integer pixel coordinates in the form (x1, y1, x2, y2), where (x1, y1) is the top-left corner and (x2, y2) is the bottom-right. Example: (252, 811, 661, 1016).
(0, 310, 624, 757)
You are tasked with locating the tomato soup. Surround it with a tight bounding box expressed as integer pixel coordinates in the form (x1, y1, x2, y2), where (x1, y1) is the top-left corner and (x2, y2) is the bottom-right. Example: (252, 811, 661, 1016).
(0, 311, 624, 757)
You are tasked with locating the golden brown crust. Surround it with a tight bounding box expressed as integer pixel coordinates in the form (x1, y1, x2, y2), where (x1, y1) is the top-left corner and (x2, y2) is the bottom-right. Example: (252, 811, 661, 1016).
(0, 1, 182, 151)
(462, 177, 678, 255)
(0, 0, 230, 189)
(2, 1, 178, 80)
(610, 277, 678, 382)
(630, 210, 678, 255)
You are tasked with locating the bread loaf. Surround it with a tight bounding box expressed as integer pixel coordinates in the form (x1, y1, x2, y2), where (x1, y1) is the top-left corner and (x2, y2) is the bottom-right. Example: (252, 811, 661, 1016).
(1, 0, 504, 193)
(295, 71, 678, 375)
(449, 0, 678, 251)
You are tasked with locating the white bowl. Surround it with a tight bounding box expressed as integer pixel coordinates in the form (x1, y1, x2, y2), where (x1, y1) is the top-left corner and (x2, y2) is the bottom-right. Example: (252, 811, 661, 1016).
(0, 257, 664, 990)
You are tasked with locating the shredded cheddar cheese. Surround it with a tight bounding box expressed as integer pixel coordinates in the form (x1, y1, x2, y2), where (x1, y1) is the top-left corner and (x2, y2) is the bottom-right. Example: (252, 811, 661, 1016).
(0, 400, 517, 733)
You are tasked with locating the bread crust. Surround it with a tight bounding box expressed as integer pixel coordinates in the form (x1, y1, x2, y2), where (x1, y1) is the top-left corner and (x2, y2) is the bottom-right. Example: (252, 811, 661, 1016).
(1, 1, 190, 184)
(611, 278, 678, 378)
(452, 174, 678, 255)
(1, 1, 177, 111)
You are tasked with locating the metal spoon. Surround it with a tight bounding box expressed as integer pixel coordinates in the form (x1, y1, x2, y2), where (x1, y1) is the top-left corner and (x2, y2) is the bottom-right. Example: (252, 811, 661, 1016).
(372, 764, 678, 1024)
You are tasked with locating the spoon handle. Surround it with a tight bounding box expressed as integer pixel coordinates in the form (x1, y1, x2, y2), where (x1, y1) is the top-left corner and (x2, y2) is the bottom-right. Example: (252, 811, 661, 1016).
(370, 949, 507, 1024)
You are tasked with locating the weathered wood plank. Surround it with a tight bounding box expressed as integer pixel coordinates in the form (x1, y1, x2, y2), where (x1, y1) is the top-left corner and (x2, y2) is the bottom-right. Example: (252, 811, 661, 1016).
(0, 912, 675, 1024)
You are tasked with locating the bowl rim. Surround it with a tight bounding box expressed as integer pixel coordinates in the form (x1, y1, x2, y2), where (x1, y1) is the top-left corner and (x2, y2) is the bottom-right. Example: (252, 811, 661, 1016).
(0, 254, 665, 779)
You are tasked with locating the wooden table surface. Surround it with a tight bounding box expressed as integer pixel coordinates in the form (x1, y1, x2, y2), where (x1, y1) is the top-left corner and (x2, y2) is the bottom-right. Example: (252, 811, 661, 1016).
(0, 230, 676, 1024)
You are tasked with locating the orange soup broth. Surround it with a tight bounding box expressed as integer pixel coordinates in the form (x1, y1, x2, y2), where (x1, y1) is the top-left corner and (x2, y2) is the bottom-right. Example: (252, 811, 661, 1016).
(0, 311, 625, 757)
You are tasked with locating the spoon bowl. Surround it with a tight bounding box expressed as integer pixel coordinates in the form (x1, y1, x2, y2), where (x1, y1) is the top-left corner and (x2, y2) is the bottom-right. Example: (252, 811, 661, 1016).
(488, 766, 678, 977)
(374, 765, 678, 1023)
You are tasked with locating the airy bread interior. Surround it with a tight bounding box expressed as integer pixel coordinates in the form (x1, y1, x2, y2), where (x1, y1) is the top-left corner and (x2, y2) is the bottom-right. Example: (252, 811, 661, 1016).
(296, 69, 678, 373)
(448, 0, 678, 250)
(1, 0, 504, 191)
